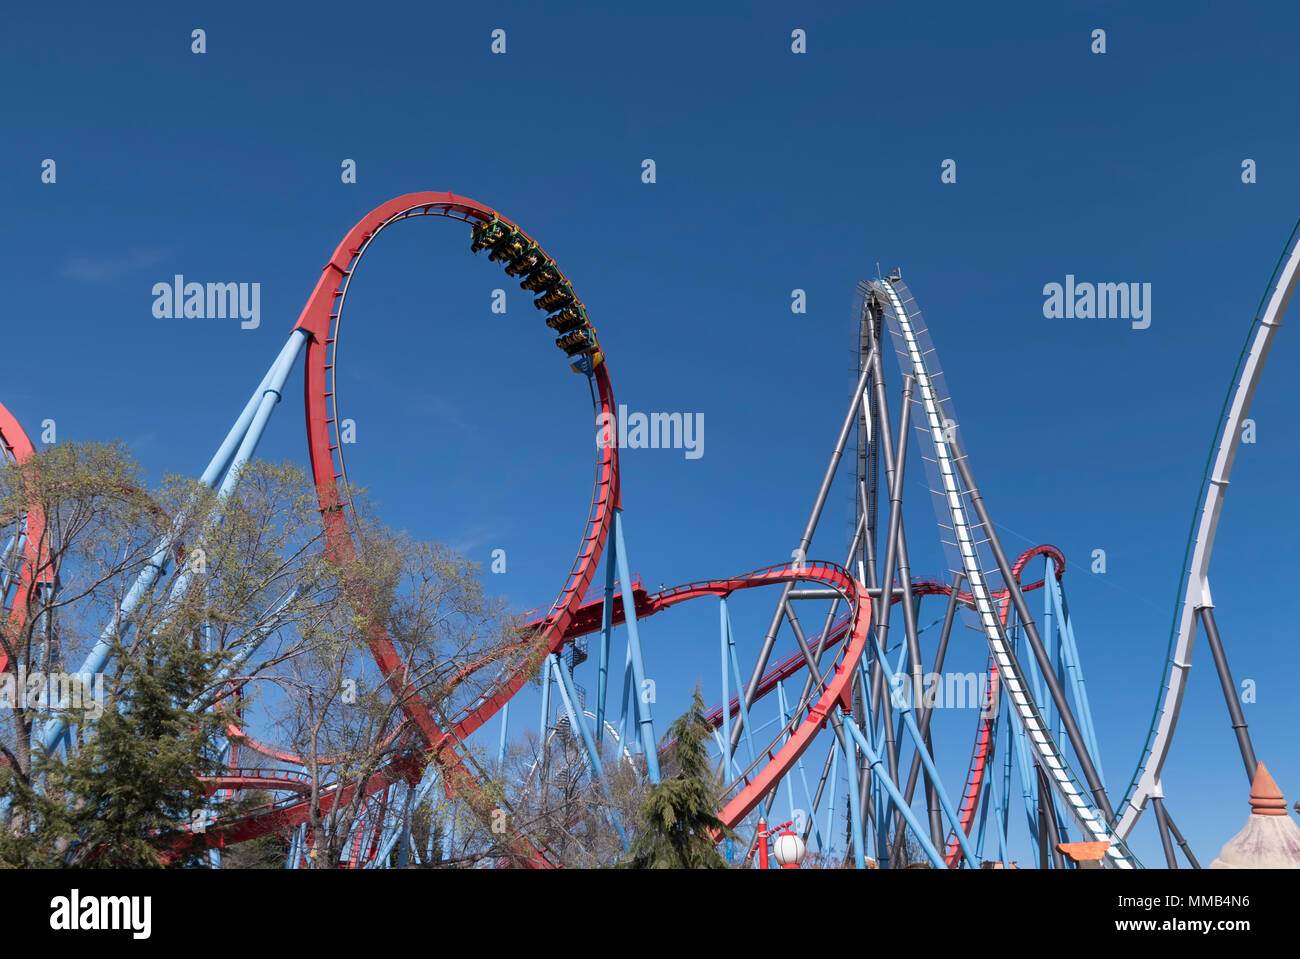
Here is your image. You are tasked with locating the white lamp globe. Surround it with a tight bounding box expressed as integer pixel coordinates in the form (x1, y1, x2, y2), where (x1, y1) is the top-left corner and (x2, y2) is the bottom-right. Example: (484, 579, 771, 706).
(772, 831, 806, 868)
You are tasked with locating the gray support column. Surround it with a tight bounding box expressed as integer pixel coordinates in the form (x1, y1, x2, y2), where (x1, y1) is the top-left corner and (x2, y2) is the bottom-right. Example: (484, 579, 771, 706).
(855, 372, 915, 841)
(1151, 796, 1179, 869)
(1197, 606, 1258, 782)
(792, 510, 868, 722)
(924, 724, 942, 851)
(1161, 804, 1201, 869)
(894, 572, 966, 852)
(882, 380, 932, 843)
(730, 351, 876, 751)
(801, 742, 838, 843)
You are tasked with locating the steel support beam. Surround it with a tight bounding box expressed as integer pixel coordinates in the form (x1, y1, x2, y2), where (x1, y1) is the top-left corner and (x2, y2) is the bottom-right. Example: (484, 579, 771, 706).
(1197, 605, 1258, 782)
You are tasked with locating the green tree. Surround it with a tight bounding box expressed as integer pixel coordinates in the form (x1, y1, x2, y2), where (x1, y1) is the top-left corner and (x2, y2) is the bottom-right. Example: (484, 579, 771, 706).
(624, 688, 731, 868)
(1, 632, 226, 867)
(0, 446, 332, 866)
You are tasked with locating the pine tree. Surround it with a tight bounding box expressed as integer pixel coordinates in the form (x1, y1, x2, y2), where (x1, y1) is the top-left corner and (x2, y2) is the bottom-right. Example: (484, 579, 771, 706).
(1, 634, 226, 867)
(624, 688, 732, 868)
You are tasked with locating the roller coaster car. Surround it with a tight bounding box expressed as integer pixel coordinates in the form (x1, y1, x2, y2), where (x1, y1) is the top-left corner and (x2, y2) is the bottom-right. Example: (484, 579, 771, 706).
(489, 231, 527, 262)
(545, 305, 588, 334)
(570, 350, 604, 374)
(534, 283, 575, 313)
(520, 263, 561, 292)
(470, 218, 508, 253)
(504, 247, 544, 277)
(556, 329, 597, 357)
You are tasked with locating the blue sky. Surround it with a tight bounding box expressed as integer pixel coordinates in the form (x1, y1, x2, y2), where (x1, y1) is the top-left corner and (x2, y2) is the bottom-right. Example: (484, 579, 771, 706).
(4, 1, 1299, 866)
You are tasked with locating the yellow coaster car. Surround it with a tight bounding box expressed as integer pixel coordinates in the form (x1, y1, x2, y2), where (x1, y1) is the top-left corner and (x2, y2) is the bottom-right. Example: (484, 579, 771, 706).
(521, 262, 561, 292)
(556, 328, 597, 357)
(535, 283, 575, 313)
(505, 247, 544, 277)
(546, 305, 587, 334)
(470, 218, 508, 253)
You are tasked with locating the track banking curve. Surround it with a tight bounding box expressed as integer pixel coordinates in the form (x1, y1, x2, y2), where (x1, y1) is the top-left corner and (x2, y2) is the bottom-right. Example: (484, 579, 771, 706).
(1114, 220, 1300, 840)
(525, 559, 875, 830)
(550, 550, 1064, 755)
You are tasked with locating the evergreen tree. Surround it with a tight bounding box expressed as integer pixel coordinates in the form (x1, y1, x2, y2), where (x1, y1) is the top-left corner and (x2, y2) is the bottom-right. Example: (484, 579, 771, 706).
(0, 634, 226, 867)
(624, 687, 732, 868)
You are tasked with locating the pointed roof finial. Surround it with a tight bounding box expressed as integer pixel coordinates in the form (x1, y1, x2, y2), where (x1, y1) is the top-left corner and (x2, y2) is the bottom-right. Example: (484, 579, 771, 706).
(1211, 760, 1300, 868)
(1250, 762, 1287, 816)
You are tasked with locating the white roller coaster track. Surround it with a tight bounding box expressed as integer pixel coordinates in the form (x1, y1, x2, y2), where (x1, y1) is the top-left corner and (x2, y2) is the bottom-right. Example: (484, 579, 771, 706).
(875, 277, 1137, 868)
(1114, 224, 1300, 839)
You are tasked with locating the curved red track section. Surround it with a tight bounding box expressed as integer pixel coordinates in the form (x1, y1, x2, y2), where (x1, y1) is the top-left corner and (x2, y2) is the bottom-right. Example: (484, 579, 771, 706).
(190, 193, 620, 867)
(0, 402, 47, 677)
(188, 194, 1055, 868)
(192, 561, 870, 857)
(197, 548, 1074, 861)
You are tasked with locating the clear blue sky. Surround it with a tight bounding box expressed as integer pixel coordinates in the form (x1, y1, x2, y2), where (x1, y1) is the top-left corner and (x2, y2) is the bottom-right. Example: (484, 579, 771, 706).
(4, 1, 1299, 866)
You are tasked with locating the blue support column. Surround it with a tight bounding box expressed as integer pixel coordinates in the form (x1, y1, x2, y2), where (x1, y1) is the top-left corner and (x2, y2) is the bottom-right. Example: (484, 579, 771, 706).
(617, 640, 634, 756)
(1049, 574, 1105, 786)
(497, 699, 510, 766)
(0, 532, 22, 595)
(724, 609, 758, 768)
(843, 734, 867, 869)
(712, 729, 740, 780)
(988, 746, 1011, 866)
(1043, 557, 1057, 745)
(1001, 693, 1013, 840)
(822, 744, 840, 856)
(772, 676, 822, 850)
(857, 655, 891, 831)
(867, 630, 978, 868)
(596, 545, 616, 746)
(549, 654, 630, 848)
(976, 757, 994, 860)
(37, 331, 309, 755)
(612, 509, 659, 782)
(719, 596, 732, 779)
(1007, 659, 1040, 838)
(539, 663, 552, 740)
(286, 822, 306, 870)
(841, 713, 946, 869)
(775, 681, 799, 821)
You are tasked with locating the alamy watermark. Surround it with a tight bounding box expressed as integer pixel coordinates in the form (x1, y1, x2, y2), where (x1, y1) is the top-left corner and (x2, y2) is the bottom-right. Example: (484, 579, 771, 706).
(1042, 275, 1151, 329)
(152, 274, 260, 329)
(50, 890, 151, 939)
(888, 670, 998, 718)
(596, 405, 704, 460)
(0, 667, 104, 718)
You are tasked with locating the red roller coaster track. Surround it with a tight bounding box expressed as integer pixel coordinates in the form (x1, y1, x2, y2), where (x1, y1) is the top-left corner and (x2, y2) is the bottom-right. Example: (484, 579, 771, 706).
(182, 195, 1076, 870)
(0, 402, 47, 677)
(182, 192, 881, 866)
